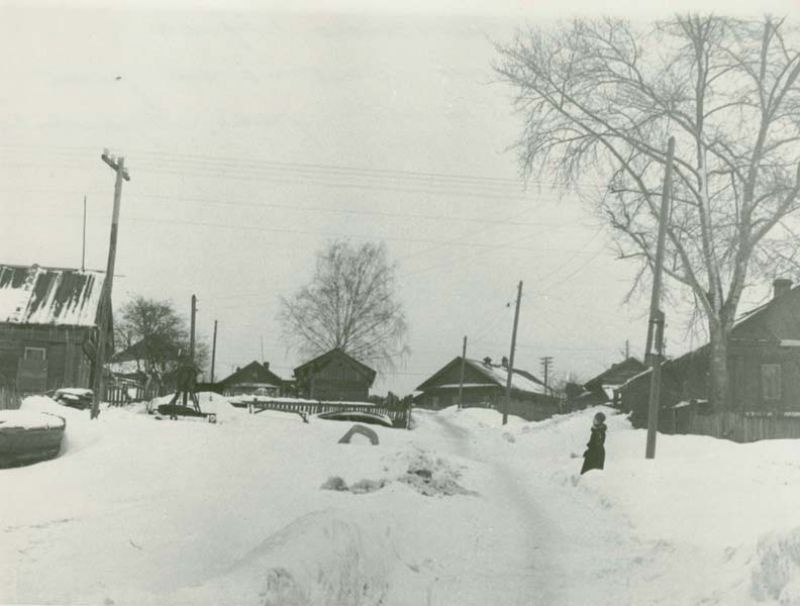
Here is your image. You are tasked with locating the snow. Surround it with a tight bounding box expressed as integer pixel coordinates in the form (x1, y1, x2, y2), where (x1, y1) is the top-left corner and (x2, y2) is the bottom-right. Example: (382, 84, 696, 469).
(0, 408, 66, 430)
(2, 397, 799, 605)
(476, 362, 547, 394)
(55, 387, 94, 397)
(0, 265, 106, 326)
(226, 395, 377, 407)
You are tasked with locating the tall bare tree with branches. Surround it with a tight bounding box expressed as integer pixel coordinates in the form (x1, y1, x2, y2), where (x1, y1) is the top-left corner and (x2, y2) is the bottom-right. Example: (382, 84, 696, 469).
(495, 15, 800, 409)
(279, 240, 409, 371)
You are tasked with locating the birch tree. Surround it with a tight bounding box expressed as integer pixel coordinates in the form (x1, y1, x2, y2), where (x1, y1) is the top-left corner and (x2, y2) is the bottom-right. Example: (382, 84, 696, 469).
(279, 240, 409, 371)
(495, 16, 800, 409)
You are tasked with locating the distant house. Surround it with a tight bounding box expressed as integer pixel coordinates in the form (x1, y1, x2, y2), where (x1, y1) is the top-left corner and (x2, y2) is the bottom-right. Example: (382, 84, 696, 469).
(414, 356, 562, 421)
(0, 264, 111, 393)
(575, 357, 647, 408)
(618, 279, 800, 441)
(218, 361, 284, 397)
(293, 349, 376, 402)
(108, 335, 184, 399)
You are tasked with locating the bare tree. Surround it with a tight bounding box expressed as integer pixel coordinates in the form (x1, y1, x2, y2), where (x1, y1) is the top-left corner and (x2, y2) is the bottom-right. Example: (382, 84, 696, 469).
(495, 16, 800, 409)
(279, 240, 409, 371)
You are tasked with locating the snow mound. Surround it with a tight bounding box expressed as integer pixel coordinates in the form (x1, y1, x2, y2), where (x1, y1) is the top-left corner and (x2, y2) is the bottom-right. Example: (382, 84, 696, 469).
(21, 395, 101, 455)
(752, 527, 800, 603)
(148, 392, 245, 424)
(21, 395, 84, 421)
(0, 409, 65, 430)
(175, 509, 399, 606)
(320, 448, 476, 497)
(397, 448, 477, 497)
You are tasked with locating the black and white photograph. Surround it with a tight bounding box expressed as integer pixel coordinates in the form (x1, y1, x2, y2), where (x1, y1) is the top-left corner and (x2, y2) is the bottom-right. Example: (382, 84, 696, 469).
(1, 0, 799, 604)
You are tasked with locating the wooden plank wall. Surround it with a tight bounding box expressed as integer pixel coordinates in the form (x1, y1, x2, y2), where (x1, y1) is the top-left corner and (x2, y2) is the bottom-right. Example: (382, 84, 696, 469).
(688, 411, 800, 442)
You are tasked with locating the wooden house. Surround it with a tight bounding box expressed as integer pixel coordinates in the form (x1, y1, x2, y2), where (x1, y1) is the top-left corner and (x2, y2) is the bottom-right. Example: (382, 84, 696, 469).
(619, 279, 800, 441)
(218, 361, 284, 397)
(575, 357, 647, 408)
(414, 356, 563, 421)
(0, 264, 111, 393)
(293, 349, 376, 402)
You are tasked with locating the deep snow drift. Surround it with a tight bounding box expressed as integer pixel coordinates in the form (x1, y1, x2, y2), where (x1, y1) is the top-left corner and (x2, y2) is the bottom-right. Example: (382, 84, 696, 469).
(1, 396, 799, 605)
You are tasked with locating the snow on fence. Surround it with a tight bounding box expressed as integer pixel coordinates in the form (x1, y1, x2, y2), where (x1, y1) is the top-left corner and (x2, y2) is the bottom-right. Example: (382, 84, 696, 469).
(232, 396, 411, 429)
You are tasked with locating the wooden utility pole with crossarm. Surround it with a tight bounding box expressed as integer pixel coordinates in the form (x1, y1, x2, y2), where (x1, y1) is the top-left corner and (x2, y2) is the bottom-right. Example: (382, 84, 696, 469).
(91, 149, 130, 420)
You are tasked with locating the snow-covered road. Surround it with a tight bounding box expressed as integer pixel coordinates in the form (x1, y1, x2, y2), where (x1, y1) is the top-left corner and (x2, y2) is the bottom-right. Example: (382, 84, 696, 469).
(421, 411, 651, 606)
(3, 397, 800, 605)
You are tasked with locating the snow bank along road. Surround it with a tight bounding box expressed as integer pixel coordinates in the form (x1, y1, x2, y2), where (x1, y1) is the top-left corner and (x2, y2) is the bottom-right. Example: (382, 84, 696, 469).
(3, 397, 800, 605)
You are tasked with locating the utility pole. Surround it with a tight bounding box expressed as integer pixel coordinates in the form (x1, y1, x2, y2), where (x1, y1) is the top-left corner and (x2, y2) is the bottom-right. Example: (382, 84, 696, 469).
(92, 150, 130, 419)
(625, 339, 630, 360)
(457, 336, 467, 409)
(81, 195, 86, 272)
(645, 136, 675, 459)
(190, 294, 197, 363)
(540, 356, 553, 393)
(503, 281, 523, 425)
(210, 320, 218, 383)
(184, 294, 197, 406)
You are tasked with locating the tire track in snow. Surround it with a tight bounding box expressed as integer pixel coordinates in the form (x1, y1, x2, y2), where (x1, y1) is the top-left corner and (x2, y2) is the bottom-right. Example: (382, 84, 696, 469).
(424, 414, 563, 605)
(425, 413, 650, 606)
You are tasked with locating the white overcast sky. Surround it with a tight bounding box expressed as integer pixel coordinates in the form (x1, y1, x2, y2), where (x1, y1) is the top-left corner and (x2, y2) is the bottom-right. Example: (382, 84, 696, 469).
(0, 0, 795, 393)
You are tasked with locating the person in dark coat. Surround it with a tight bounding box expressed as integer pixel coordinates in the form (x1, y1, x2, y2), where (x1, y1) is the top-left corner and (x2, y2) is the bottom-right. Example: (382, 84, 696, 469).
(580, 412, 607, 474)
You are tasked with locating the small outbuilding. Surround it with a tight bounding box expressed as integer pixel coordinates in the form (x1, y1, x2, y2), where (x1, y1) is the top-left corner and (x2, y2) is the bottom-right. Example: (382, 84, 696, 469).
(218, 361, 284, 397)
(0, 264, 111, 393)
(293, 349, 376, 402)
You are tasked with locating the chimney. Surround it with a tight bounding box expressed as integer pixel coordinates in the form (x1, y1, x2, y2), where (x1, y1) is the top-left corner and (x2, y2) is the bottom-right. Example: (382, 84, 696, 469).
(263, 361, 270, 370)
(774, 278, 792, 299)
(483, 356, 492, 367)
(501, 356, 509, 369)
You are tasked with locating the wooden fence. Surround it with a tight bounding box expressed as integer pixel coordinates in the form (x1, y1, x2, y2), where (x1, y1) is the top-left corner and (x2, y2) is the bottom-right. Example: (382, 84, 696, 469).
(103, 381, 162, 407)
(237, 397, 411, 429)
(0, 385, 21, 410)
(684, 411, 800, 442)
(658, 401, 800, 442)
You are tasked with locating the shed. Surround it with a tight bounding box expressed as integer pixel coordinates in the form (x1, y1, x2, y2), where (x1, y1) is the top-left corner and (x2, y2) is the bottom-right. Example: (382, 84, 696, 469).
(0, 264, 111, 393)
(293, 349, 376, 402)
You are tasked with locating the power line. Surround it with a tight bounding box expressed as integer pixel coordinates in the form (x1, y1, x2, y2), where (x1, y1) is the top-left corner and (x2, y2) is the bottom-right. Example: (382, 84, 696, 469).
(115, 214, 603, 254)
(0, 144, 607, 192)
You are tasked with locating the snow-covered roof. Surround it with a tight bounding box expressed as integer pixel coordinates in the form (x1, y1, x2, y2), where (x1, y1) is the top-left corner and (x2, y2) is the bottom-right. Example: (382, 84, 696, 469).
(469, 360, 547, 395)
(0, 265, 106, 327)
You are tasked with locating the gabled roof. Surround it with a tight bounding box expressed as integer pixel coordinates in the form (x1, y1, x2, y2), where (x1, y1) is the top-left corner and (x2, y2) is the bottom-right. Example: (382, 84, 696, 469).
(583, 357, 646, 391)
(0, 264, 106, 327)
(294, 348, 377, 386)
(219, 361, 284, 387)
(111, 335, 181, 363)
(416, 357, 547, 395)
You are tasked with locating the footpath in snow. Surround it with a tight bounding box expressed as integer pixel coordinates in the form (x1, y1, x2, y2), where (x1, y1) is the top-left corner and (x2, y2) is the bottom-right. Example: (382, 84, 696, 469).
(2, 396, 800, 605)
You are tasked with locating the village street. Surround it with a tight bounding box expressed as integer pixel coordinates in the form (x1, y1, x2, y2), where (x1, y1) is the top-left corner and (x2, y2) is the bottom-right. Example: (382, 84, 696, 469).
(414, 412, 652, 606)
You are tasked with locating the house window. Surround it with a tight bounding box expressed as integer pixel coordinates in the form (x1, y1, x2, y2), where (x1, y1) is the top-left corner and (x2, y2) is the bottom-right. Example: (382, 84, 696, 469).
(24, 347, 46, 361)
(761, 364, 782, 401)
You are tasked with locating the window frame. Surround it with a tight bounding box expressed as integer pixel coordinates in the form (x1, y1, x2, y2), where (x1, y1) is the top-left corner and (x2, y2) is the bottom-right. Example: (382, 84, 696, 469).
(24, 346, 47, 361)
